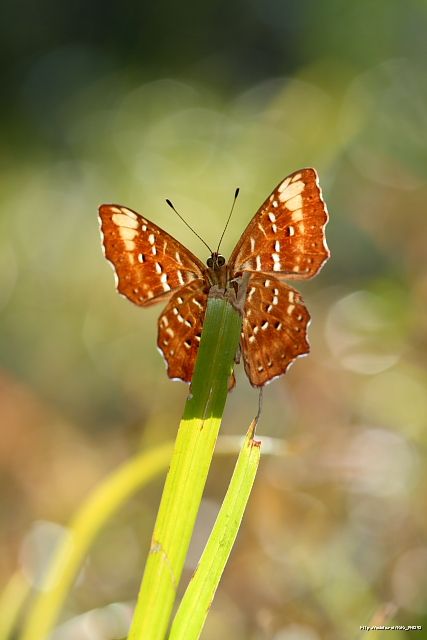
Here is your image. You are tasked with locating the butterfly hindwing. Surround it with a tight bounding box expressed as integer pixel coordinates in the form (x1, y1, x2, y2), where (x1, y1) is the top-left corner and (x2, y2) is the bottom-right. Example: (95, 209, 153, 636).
(157, 280, 208, 382)
(229, 168, 329, 279)
(99, 204, 206, 306)
(240, 274, 310, 387)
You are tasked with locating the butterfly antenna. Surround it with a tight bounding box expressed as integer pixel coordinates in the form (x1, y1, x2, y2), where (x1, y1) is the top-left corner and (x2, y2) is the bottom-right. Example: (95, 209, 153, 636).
(217, 187, 239, 254)
(166, 199, 213, 254)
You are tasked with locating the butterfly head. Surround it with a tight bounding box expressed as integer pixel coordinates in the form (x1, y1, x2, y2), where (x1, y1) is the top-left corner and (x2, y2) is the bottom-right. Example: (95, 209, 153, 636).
(206, 252, 226, 270)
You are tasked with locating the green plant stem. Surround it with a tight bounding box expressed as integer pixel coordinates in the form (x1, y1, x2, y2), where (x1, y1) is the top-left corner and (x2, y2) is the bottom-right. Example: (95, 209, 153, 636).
(128, 296, 242, 640)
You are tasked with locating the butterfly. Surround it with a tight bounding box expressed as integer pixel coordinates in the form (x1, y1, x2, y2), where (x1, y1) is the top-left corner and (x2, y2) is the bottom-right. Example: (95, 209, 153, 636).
(99, 168, 329, 387)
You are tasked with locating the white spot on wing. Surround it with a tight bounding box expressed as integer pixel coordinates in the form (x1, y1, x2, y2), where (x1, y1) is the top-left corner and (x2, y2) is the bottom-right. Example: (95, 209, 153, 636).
(119, 227, 137, 240)
(278, 180, 304, 203)
(148, 233, 155, 245)
(278, 177, 291, 193)
(177, 270, 185, 285)
(120, 207, 138, 219)
(291, 210, 304, 223)
(112, 213, 139, 229)
(286, 194, 303, 211)
(256, 255, 261, 270)
(247, 286, 256, 302)
(268, 212, 276, 222)
(272, 254, 281, 271)
(160, 272, 171, 292)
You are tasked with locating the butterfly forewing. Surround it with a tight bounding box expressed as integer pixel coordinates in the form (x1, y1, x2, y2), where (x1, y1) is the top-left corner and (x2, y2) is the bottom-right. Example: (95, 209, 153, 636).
(99, 205, 205, 306)
(240, 274, 310, 386)
(157, 280, 208, 382)
(229, 168, 329, 279)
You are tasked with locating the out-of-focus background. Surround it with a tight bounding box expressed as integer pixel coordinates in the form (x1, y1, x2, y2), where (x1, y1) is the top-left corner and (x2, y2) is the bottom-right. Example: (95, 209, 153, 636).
(1, 1, 427, 638)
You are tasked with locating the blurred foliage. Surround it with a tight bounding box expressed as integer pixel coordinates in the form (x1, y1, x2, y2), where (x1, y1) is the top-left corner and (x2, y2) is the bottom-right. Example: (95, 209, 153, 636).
(1, 0, 427, 638)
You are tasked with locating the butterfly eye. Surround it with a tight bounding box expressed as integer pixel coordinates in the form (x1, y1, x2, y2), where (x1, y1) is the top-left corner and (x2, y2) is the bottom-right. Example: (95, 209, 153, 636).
(217, 255, 226, 266)
(206, 257, 214, 268)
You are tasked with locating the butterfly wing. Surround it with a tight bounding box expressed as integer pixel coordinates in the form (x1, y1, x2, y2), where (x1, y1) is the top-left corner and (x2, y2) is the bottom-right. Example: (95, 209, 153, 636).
(240, 274, 310, 387)
(99, 204, 206, 306)
(157, 280, 208, 382)
(229, 168, 329, 279)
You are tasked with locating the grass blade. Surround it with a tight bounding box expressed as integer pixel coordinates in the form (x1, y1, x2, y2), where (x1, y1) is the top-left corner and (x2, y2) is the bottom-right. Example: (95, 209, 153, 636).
(19, 443, 173, 640)
(169, 422, 261, 640)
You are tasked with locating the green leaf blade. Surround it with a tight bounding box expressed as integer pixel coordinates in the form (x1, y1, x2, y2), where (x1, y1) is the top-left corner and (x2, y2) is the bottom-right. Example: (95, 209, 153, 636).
(169, 424, 261, 640)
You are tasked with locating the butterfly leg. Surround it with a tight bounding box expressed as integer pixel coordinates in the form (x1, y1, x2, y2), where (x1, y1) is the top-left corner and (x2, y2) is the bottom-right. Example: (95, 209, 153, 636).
(234, 342, 242, 365)
(255, 387, 263, 424)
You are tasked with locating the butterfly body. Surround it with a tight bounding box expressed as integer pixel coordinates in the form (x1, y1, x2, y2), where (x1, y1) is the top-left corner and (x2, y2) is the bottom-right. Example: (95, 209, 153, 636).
(99, 168, 329, 387)
(204, 254, 229, 289)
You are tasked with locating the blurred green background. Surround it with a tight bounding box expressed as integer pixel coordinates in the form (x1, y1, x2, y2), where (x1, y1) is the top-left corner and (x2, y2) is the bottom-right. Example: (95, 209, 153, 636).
(1, 1, 427, 638)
